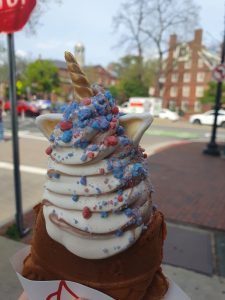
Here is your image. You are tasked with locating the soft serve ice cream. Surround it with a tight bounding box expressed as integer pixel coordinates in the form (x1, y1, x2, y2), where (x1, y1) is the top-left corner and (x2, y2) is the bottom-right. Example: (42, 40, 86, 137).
(22, 52, 169, 300)
(37, 86, 153, 259)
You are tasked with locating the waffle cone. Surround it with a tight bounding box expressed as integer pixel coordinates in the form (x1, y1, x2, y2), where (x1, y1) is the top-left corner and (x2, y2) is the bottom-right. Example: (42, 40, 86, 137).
(22, 204, 168, 299)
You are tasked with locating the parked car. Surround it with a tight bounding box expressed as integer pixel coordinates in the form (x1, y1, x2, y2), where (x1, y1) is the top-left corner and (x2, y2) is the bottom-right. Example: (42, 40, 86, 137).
(189, 110, 225, 127)
(32, 99, 51, 111)
(158, 109, 179, 121)
(4, 100, 40, 117)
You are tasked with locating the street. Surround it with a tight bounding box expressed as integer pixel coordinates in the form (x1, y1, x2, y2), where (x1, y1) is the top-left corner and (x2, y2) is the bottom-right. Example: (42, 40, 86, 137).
(1, 114, 225, 225)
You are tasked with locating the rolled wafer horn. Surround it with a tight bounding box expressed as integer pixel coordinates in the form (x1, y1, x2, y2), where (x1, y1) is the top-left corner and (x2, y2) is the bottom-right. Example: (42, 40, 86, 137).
(64, 51, 94, 101)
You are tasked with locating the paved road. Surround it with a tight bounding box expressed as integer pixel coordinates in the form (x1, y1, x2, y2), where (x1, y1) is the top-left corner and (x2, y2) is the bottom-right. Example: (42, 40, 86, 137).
(1, 115, 225, 225)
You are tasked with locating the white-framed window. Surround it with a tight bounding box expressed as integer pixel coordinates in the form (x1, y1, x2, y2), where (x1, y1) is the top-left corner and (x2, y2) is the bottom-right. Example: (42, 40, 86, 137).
(196, 86, 204, 98)
(197, 72, 205, 82)
(171, 73, 178, 82)
(194, 101, 202, 112)
(184, 60, 192, 69)
(198, 58, 204, 68)
(183, 73, 191, 82)
(170, 86, 177, 97)
(181, 100, 189, 112)
(169, 100, 176, 111)
(182, 86, 190, 97)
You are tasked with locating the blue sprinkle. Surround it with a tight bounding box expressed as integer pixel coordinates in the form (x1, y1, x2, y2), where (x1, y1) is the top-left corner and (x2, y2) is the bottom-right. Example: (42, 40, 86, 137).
(96, 187, 102, 194)
(112, 167, 124, 179)
(115, 229, 123, 237)
(72, 193, 79, 202)
(124, 208, 133, 217)
(107, 160, 113, 171)
(100, 211, 108, 218)
(116, 126, 125, 136)
(77, 120, 88, 128)
(78, 108, 92, 121)
(68, 153, 74, 157)
(48, 173, 60, 179)
(132, 163, 147, 177)
(74, 140, 89, 149)
(120, 136, 130, 145)
(61, 130, 73, 143)
(80, 176, 87, 186)
(106, 114, 113, 122)
(80, 153, 87, 161)
(97, 96, 105, 104)
(99, 118, 109, 130)
(74, 219, 78, 224)
(103, 248, 109, 253)
(105, 90, 112, 99)
(90, 144, 98, 151)
(91, 120, 100, 129)
(49, 134, 55, 142)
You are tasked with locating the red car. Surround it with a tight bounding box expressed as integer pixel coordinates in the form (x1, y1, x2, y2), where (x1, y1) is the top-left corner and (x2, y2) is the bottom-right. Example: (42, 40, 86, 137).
(4, 100, 40, 117)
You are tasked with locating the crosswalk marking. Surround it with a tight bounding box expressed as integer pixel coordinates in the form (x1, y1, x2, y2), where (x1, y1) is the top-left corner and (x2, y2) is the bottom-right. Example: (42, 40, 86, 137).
(0, 161, 46, 175)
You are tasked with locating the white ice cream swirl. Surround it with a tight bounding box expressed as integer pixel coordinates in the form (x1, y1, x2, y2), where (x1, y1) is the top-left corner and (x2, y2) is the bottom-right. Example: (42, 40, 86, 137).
(37, 90, 153, 259)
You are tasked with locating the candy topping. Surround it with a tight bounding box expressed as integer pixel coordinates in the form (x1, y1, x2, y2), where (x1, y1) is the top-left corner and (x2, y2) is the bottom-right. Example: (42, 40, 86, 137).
(82, 206, 92, 219)
(60, 121, 73, 131)
(45, 146, 52, 155)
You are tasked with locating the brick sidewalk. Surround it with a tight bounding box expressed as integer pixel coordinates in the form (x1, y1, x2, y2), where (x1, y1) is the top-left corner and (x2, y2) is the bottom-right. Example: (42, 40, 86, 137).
(150, 142, 225, 231)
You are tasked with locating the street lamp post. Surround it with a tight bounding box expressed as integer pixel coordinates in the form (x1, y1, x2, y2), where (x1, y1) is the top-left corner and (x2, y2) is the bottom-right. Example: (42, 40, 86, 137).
(203, 9, 225, 156)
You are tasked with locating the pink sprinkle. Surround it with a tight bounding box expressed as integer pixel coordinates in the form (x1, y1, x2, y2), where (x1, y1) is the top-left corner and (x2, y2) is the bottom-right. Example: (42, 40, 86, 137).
(109, 122, 117, 129)
(87, 152, 95, 158)
(109, 200, 113, 205)
(111, 106, 119, 114)
(104, 136, 118, 146)
(82, 207, 92, 219)
(99, 168, 105, 175)
(83, 98, 91, 105)
(118, 195, 123, 202)
(60, 121, 73, 131)
(74, 132, 80, 138)
(45, 146, 52, 155)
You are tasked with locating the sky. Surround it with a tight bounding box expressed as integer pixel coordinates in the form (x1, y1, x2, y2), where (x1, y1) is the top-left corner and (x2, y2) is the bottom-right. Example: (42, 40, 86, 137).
(0, 0, 224, 67)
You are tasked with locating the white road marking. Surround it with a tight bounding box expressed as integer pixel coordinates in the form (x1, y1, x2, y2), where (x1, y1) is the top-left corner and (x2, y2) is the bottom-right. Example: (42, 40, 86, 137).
(5, 130, 46, 141)
(0, 162, 46, 175)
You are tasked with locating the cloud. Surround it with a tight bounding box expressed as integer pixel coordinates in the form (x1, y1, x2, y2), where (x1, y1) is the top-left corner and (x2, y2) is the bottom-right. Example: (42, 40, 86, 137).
(16, 49, 28, 58)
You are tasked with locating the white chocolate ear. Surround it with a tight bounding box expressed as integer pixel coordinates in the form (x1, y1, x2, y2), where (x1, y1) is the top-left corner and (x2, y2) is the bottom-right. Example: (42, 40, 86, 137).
(36, 114, 62, 139)
(119, 113, 153, 144)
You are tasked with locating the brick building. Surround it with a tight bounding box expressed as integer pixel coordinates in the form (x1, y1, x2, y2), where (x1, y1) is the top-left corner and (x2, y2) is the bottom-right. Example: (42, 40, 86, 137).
(52, 60, 117, 101)
(162, 29, 219, 113)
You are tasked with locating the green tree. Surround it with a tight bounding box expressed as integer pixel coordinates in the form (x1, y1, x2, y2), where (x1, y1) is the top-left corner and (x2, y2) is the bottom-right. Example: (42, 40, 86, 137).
(21, 60, 60, 98)
(202, 81, 225, 105)
(108, 55, 157, 104)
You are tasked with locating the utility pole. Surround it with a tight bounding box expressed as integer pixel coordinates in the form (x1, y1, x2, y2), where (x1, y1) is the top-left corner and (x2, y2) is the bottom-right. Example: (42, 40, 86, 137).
(203, 3, 225, 156)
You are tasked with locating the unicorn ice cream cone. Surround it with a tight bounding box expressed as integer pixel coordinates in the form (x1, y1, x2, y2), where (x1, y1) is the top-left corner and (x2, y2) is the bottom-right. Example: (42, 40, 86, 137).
(22, 52, 168, 299)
